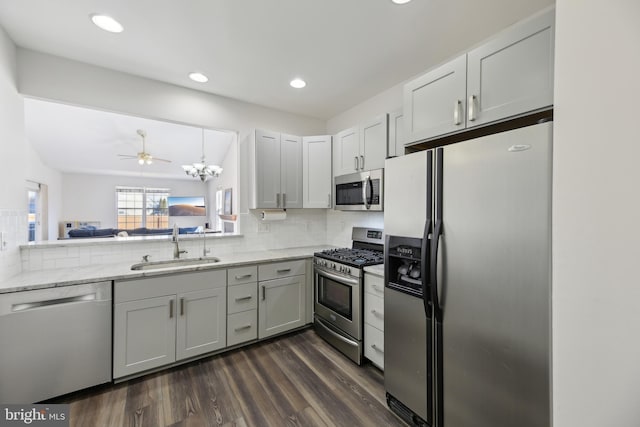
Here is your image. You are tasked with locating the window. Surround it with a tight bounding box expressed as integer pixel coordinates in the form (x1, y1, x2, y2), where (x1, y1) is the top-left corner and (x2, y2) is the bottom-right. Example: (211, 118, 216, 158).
(116, 187, 170, 230)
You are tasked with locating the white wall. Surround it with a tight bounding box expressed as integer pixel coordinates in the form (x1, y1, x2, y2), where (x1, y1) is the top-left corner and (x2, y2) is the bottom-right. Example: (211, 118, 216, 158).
(0, 25, 27, 280)
(553, 1, 640, 426)
(207, 133, 238, 231)
(61, 173, 209, 230)
(25, 136, 62, 240)
(17, 49, 326, 138)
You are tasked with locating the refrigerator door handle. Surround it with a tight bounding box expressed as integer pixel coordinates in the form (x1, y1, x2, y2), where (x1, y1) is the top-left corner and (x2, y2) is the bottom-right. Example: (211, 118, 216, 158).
(431, 219, 443, 321)
(421, 219, 432, 318)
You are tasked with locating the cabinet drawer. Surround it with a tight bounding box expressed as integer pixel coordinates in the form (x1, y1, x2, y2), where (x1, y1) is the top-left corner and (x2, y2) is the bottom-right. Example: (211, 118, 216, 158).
(228, 266, 258, 286)
(364, 273, 385, 298)
(227, 282, 258, 314)
(364, 324, 384, 370)
(115, 269, 226, 303)
(227, 310, 257, 347)
(258, 260, 306, 281)
(364, 292, 384, 331)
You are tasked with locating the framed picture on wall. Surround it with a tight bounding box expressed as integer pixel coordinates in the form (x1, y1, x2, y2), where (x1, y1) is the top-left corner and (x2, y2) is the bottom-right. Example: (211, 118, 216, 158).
(224, 188, 232, 215)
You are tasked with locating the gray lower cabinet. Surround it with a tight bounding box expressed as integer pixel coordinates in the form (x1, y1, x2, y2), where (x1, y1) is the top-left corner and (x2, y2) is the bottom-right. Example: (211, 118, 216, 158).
(227, 266, 258, 347)
(258, 260, 307, 339)
(113, 270, 226, 379)
(364, 272, 385, 370)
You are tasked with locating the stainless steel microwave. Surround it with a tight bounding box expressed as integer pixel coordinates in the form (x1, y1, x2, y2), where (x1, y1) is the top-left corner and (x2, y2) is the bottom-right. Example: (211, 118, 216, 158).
(334, 169, 384, 211)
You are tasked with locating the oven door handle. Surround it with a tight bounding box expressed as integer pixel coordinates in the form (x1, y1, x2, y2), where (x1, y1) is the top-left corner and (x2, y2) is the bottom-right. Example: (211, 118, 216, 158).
(315, 267, 359, 287)
(315, 316, 359, 347)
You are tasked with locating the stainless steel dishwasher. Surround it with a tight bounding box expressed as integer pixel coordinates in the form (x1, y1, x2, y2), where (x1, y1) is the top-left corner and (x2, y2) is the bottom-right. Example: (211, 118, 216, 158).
(0, 281, 112, 403)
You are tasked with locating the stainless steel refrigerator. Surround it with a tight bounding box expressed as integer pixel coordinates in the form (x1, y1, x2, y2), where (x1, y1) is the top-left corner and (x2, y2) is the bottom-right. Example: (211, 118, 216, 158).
(384, 121, 552, 427)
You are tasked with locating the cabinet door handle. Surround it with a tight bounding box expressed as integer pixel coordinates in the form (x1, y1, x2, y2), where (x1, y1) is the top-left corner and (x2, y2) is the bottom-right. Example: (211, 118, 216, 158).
(276, 193, 280, 208)
(371, 343, 384, 353)
(180, 298, 184, 316)
(354, 156, 359, 171)
(282, 193, 286, 208)
(235, 295, 252, 302)
(234, 324, 252, 331)
(328, 194, 331, 208)
(468, 95, 477, 122)
(262, 285, 266, 300)
(371, 309, 384, 318)
(169, 299, 174, 318)
(372, 284, 383, 293)
(454, 99, 462, 125)
(360, 155, 364, 170)
(277, 268, 292, 273)
(235, 274, 253, 280)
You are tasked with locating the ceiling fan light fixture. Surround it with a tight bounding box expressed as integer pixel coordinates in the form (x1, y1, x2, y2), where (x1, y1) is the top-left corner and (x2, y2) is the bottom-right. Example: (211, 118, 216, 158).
(90, 14, 124, 33)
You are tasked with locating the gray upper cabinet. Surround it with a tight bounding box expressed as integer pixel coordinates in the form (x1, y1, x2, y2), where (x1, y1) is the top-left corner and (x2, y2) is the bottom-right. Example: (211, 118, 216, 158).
(404, 54, 467, 143)
(333, 115, 388, 177)
(333, 126, 360, 177)
(466, 9, 555, 127)
(359, 114, 388, 171)
(254, 129, 281, 209)
(387, 109, 405, 157)
(245, 129, 303, 209)
(302, 135, 332, 208)
(404, 7, 555, 144)
(280, 134, 303, 209)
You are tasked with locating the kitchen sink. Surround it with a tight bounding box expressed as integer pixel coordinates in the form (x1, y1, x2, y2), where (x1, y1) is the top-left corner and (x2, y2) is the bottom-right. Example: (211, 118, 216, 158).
(130, 257, 221, 271)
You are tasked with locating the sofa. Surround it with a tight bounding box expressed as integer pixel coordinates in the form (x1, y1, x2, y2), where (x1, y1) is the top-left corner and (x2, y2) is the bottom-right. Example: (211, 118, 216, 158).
(67, 227, 199, 238)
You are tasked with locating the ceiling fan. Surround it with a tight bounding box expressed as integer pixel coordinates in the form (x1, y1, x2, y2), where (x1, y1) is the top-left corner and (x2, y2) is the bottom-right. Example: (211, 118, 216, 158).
(117, 129, 171, 165)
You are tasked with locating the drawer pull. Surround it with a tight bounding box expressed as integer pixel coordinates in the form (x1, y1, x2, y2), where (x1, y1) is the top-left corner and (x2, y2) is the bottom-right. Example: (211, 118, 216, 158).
(235, 296, 253, 302)
(277, 268, 292, 273)
(371, 309, 384, 318)
(234, 324, 252, 331)
(371, 343, 384, 353)
(169, 300, 174, 318)
(180, 298, 185, 316)
(372, 284, 383, 292)
(235, 274, 253, 280)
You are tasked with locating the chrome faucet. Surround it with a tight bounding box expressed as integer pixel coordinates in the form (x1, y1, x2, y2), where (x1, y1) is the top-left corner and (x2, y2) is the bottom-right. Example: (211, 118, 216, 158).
(172, 224, 188, 259)
(201, 228, 210, 257)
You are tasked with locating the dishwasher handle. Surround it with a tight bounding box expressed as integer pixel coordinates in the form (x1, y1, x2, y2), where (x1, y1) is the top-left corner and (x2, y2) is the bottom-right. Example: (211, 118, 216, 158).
(11, 293, 97, 313)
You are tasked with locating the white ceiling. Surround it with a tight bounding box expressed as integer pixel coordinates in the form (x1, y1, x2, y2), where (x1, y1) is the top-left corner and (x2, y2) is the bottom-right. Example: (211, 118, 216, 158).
(0, 0, 554, 120)
(25, 99, 234, 180)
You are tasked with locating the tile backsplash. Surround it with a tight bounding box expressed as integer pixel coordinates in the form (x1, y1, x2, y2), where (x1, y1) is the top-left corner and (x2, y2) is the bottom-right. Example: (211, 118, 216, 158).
(0, 209, 27, 280)
(19, 208, 385, 273)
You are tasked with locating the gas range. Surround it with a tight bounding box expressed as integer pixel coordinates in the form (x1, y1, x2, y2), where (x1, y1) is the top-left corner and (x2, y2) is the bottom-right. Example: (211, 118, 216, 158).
(314, 248, 384, 278)
(313, 228, 384, 278)
(313, 227, 384, 365)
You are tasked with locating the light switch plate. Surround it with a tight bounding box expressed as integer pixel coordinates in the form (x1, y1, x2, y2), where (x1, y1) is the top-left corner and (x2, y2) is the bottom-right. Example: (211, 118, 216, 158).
(258, 223, 270, 233)
(0, 231, 5, 251)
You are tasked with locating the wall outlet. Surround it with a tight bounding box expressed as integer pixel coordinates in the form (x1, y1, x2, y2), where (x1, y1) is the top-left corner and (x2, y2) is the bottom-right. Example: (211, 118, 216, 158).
(258, 222, 270, 233)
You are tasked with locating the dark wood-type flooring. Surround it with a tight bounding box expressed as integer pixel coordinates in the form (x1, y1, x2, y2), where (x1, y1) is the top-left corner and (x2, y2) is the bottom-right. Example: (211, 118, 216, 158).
(56, 328, 405, 427)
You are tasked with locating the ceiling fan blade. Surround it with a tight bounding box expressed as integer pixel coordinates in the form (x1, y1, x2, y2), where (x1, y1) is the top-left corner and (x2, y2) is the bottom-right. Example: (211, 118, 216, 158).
(118, 154, 137, 159)
(154, 157, 172, 163)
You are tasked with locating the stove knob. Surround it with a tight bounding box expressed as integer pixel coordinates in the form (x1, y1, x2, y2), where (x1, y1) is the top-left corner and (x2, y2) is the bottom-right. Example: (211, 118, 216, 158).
(347, 268, 351, 274)
(331, 263, 336, 270)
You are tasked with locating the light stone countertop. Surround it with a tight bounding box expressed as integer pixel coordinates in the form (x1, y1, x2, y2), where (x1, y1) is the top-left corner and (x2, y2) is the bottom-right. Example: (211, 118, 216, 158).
(363, 264, 384, 277)
(0, 245, 335, 294)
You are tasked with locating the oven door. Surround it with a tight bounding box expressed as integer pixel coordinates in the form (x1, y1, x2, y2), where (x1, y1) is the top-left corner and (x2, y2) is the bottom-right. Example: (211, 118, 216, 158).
(314, 266, 361, 340)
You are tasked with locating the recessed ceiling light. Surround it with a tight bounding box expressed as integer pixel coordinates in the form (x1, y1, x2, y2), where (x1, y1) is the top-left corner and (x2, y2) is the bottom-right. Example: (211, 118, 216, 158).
(90, 14, 124, 33)
(290, 78, 306, 89)
(392, 0, 412, 4)
(189, 72, 209, 83)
